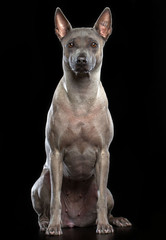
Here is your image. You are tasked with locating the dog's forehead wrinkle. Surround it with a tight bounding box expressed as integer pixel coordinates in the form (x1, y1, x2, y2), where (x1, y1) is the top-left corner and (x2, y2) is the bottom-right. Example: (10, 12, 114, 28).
(69, 28, 98, 41)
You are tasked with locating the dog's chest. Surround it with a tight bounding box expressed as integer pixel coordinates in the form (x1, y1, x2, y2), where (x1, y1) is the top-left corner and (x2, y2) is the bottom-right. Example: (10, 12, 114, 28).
(54, 106, 104, 179)
(56, 105, 105, 151)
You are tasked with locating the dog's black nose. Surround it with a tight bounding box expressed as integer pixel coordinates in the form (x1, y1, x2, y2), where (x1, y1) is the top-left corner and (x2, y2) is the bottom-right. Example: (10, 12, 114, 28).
(76, 56, 87, 65)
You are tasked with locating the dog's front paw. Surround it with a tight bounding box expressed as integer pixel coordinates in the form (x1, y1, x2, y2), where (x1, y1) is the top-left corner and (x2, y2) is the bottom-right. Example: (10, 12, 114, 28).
(96, 222, 114, 234)
(46, 225, 63, 235)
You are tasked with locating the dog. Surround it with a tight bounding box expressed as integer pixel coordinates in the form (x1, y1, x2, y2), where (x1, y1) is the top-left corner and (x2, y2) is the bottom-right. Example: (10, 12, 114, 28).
(31, 7, 132, 235)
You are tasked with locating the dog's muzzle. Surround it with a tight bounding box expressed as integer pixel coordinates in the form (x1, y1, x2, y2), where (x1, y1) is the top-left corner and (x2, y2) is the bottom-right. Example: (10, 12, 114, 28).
(69, 54, 96, 73)
(75, 56, 88, 73)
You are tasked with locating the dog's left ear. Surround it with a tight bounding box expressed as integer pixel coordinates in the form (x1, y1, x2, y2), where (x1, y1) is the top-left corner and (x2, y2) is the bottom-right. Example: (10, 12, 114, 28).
(54, 8, 72, 40)
(93, 7, 112, 41)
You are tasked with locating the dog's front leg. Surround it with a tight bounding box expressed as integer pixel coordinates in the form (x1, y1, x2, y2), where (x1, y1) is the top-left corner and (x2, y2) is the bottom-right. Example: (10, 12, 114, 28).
(95, 148, 114, 234)
(46, 150, 63, 235)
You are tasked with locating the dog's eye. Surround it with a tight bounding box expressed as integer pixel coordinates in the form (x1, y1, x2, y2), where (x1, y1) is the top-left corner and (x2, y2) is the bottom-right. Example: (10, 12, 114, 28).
(91, 42, 98, 48)
(68, 42, 74, 48)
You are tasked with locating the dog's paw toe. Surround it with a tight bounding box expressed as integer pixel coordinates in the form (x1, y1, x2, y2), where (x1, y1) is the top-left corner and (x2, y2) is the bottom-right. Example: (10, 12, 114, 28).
(39, 218, 49, 232)
(110, 217, 132, 227)
(46, 225, 63, 235)
(96, 223, 114, 234)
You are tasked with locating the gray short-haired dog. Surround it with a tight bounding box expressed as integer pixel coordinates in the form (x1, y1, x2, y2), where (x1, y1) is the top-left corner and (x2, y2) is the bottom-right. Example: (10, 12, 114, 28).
(31, 7, 132, 235)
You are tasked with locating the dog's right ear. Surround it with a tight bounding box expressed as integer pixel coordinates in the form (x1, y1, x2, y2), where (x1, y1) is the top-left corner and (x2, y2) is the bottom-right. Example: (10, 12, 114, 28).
(54, 8, 72, 40)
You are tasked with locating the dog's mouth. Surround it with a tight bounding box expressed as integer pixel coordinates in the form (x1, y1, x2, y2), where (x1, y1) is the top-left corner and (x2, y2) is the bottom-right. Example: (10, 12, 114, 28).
(74, 64, 91, 73)
(70, 64, 93, 74)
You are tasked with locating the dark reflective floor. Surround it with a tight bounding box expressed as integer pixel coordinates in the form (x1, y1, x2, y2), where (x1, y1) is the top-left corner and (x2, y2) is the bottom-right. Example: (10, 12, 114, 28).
(27, 221, 165, 240)
(37, 226, 135, 240)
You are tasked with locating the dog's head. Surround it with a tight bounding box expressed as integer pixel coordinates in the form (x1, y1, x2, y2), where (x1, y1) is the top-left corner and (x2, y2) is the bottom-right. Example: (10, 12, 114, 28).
(54, 7, 112, 74)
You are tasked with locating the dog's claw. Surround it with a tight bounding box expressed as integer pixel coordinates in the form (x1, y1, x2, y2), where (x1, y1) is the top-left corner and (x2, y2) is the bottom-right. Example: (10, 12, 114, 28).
(109, 217, 132, 227)
(96, 223, 114, 234)
(39, 217, 49, 232)
(46, 226, 63, 235)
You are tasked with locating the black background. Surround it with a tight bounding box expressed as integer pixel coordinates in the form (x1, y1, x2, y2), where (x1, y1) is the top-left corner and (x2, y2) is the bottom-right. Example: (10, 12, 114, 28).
(2, 0, 166, 239)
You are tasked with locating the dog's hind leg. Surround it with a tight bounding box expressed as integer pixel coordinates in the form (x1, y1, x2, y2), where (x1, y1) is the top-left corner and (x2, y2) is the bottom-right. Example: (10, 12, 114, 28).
(31, 169, 51, 231)
(107, 189, 132, 227)
(107, 188, 114, 218)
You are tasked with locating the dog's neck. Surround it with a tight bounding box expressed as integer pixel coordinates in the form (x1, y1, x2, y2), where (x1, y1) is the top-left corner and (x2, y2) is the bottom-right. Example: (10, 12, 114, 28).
(62, 65, 102, 108)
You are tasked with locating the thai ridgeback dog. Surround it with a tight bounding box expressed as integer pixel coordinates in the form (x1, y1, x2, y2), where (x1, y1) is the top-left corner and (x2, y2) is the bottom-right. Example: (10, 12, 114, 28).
(31, 7, 132, 235)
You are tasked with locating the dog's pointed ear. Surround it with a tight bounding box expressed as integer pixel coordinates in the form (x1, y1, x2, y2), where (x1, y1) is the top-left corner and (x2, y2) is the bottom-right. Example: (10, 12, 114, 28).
(93, 7, 112, 41)
(54, 8, 72, 40)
